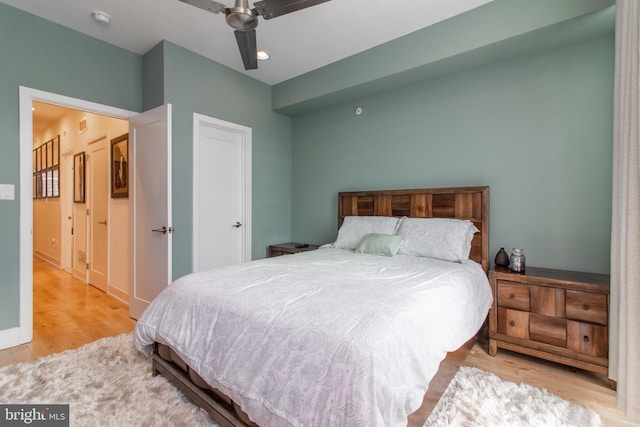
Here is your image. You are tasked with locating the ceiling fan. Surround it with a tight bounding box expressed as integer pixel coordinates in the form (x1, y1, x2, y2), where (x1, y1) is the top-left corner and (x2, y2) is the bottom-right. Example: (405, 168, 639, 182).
(178, 0, 331, 70)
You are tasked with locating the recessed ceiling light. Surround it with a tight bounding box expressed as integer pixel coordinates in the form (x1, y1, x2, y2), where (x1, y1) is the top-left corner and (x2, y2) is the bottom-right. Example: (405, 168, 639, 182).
(91, 10, 112, 26)
(256, 50, 270, 61)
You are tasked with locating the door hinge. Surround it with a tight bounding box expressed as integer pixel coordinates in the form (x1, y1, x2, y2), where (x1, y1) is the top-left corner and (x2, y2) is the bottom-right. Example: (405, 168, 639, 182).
(86, 262, 89, 269)
(86, 209, 90, 216)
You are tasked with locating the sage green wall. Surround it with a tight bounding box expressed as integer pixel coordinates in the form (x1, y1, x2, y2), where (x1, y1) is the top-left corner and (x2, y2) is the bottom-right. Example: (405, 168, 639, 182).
(0, 4, 292, 333)
(0, 3, 142, 330)
(0, 0, 614, 336)
(144, 42, 292, 279)
(291, 35, 614, 275)
(142, 43, 165, 111)
(273, 0, 615, 115)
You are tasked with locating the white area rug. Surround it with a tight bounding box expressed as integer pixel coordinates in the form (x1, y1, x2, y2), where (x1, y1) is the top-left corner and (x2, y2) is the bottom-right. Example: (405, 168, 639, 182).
(0, 334, 601, 426)
(426, 366, 601, 427)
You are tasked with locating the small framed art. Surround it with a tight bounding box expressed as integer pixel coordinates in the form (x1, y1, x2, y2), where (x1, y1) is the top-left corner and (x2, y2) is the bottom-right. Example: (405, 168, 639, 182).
(111, 133, 129, 198)
(74, 152, 85, 203)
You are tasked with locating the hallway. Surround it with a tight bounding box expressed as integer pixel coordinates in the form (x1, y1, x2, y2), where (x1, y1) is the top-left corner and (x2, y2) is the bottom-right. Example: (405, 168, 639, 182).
(0, 257, 135, 367)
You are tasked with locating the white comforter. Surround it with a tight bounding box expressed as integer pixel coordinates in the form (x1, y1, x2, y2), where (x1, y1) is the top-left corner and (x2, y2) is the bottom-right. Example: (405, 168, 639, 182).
(134, 247, 492, 427)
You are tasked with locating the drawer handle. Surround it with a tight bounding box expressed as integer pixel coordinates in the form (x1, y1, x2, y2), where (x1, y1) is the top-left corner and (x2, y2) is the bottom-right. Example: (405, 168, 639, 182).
(583, 304, 590, 311)
(509, 321, 516, 327)
(509, 294, 515, 300)
(583, 335, 590, 343)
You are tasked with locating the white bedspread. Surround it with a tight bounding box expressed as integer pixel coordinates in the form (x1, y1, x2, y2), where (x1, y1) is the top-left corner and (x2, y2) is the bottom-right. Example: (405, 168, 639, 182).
(134, 247, 492, 427)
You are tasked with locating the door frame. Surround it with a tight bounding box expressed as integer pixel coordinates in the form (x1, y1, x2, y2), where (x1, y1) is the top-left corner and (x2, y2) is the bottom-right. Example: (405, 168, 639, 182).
(12, 86, 136, 348)
(192, 113, 252, 272)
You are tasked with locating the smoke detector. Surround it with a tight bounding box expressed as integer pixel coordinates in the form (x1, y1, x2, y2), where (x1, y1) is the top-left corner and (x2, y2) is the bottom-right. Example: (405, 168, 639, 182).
(91, 10, 112, 26)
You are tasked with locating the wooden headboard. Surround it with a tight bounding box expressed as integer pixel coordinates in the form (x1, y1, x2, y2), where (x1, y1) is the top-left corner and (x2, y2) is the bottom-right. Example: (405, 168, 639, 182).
(338, 186, 490, 272)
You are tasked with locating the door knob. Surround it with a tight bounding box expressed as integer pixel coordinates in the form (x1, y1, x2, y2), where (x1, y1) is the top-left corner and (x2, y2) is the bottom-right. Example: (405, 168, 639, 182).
(98, 220, 107, 225)
(233, 222, 242, 228)
(152, 226, 168, 234)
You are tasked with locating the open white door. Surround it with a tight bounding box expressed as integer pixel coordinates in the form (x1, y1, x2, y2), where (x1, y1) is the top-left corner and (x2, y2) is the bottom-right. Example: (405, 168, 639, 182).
(129, 104, 172, 319)
(88, 137, 109, 292)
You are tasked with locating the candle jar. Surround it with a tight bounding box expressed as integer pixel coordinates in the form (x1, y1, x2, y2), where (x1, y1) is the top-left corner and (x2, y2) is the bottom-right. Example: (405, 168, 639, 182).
(509, 248, 525, 273)
(495, 247, 510, 267)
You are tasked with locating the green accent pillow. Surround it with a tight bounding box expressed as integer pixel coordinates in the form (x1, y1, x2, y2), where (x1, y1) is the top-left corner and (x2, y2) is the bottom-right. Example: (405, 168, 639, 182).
(355, 233, 403, 257)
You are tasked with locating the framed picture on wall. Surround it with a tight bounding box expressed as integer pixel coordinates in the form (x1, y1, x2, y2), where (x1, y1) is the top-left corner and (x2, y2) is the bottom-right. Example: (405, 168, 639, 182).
(74, 152, 85, 203)
(52, 168, 59, 197)
(46, 140, 53, 168)
(111, 133, 128, 198)
(46, 170, 53, 198)
(36, 146, 42, 171)
(52, 136, 59, 166)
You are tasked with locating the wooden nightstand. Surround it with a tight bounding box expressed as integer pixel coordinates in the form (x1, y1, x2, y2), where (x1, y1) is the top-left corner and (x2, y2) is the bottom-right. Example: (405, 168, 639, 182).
(268, 242, 320, 257)
(488, 267, 611, 381)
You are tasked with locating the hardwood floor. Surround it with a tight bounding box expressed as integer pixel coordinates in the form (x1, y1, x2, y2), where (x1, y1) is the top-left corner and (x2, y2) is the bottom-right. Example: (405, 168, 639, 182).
(465, 337, 635, 427)
(0, 258, 633, 426)
(0, 256, 135, 367)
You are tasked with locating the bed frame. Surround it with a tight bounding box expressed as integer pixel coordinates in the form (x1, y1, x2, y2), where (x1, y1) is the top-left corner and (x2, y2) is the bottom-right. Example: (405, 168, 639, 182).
(152, 186, 490, 427)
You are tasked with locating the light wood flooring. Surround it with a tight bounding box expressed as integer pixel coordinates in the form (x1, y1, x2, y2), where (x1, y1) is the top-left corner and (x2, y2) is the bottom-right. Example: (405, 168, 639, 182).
(464, 337, 633, 426)
(0, 258, 633, 426)
(0, 256, 135, 366)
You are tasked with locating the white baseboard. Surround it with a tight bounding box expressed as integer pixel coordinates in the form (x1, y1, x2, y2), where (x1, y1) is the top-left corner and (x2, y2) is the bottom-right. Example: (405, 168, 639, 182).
(33, 251, 61, 268)
(0, 327, 30, 351)
(108, 285, 129, 306)
(72, 269, 87, 282)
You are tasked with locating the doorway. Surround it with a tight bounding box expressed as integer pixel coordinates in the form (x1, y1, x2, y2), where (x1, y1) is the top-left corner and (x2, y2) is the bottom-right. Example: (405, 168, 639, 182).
(16, 86, 136, 347)
(31, 102, 127, 291)
(192, 113, 252, 273)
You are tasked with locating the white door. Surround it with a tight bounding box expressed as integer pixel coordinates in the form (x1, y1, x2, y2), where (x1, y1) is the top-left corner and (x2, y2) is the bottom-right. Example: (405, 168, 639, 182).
(60, 152, 73, 272)
(129, 104, 172, 319)
(192, 114, 251, 273)
(88, 139, 108, 292)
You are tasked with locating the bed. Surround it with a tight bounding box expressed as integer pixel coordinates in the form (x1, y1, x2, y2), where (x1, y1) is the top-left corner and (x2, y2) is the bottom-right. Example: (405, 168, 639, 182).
(134, 186, 492, 427)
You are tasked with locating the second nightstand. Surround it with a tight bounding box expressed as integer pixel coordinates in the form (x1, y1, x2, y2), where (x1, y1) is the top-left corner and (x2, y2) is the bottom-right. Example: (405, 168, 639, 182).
(488, 267, 610, 380)
(268, 242, 320, 257)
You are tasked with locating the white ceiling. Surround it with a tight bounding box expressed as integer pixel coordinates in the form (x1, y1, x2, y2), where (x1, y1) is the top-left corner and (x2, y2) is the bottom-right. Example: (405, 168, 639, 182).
(31, 102, 80, 135)
(2, 0, 493, 85)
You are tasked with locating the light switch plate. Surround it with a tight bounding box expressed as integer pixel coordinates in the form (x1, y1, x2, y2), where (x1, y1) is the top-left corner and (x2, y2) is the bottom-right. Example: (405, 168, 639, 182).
(0, 184, 15, 200)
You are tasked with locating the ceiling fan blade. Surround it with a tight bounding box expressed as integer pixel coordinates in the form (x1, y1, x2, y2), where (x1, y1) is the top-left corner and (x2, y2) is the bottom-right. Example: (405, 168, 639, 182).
(234, 29, 258, 70)
(178, 0, 227, 14)
(253, 0, 331, 20)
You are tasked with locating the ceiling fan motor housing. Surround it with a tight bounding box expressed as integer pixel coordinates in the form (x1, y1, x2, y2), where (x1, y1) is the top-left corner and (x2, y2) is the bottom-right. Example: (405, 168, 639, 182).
(180, 0, 332, 69)
(226, 0, 258, 31)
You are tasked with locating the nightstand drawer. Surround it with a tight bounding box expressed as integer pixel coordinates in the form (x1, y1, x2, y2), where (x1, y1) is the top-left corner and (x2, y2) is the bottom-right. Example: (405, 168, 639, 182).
(497, 281, 530, 311)
(567, 320, 608, 358)
(566, 290, 607, 325)
(270, 250, 288, 257)
(530, 313, 567, 347)
(530, 285, 565, 317)
(497, 307, 529, 339)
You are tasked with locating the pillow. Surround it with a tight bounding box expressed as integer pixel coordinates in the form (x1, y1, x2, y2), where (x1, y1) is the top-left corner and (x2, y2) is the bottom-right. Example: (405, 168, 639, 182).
(333, 216, 399, 250)
(395, 217, 478, 262)
(355, 233, 403, 257)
